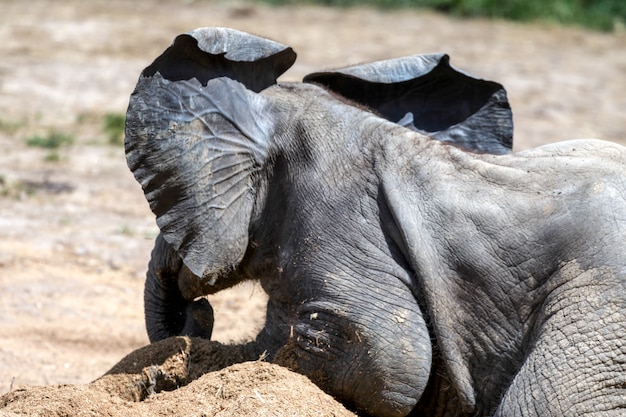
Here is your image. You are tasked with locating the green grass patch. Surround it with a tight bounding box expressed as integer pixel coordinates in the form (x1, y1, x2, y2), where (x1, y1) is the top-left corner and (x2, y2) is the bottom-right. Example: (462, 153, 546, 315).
(25, 131, 75, 162)
(260, 0, 626, 31)
(0, 118, 25, 135)
(25, 131, 74, 149)
(103, 112, 126, 146)
(43, 152, 62, 162)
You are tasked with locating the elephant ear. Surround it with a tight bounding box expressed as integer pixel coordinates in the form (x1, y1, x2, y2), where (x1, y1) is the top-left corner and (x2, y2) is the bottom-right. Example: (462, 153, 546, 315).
(143, 27, 296, 92)
(125, 28, 296, 280)
(304, 54, 513, 154)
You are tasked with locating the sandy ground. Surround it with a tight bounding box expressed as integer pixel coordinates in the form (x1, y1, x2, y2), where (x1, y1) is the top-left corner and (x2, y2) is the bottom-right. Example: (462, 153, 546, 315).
(0, 0, 625, 414)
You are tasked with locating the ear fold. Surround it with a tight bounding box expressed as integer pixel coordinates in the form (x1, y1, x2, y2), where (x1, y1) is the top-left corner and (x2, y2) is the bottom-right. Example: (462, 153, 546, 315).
(125, 28, 295, 279)
(304, 54, 513, 154)
(143, 27, 296, 92)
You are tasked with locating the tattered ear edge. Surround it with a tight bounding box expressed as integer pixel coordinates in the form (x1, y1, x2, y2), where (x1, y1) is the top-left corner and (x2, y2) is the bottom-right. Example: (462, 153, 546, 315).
(142, 27, 297, 92)
(304, 54, 513, 154)
(427, 87, 513, 155)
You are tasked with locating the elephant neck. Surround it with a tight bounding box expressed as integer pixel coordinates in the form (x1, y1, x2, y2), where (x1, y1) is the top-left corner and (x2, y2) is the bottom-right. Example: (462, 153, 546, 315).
(377, 137, 549, 413)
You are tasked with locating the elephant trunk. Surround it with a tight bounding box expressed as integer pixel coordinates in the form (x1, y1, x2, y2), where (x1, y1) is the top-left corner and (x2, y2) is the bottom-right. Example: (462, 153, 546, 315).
(144, 234, 214, 343)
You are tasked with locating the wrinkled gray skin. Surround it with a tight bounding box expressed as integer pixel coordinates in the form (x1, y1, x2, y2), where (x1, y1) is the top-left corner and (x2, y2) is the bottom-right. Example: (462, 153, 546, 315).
(125, 28, 626, 417)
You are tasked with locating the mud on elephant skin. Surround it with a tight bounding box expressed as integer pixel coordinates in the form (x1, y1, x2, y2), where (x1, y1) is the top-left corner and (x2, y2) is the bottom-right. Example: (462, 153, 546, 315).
(124, 27, 626, 417)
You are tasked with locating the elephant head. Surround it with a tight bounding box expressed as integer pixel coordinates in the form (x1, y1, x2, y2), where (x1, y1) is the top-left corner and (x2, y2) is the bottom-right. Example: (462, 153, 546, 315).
(125, 28, 519, 416)
(126, 27, 513, 344)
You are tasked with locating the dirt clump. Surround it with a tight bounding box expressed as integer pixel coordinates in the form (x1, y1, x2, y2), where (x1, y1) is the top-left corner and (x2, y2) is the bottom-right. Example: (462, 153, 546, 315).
(1, 337, 356, 417)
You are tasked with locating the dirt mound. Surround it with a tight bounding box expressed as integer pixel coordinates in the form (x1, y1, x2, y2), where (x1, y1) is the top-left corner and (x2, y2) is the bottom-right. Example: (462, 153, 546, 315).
(1, 337, 355, 417)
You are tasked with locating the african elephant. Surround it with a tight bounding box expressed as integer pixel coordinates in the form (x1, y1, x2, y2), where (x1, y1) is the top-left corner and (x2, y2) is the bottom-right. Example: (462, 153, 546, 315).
(125, 28, 626, 417)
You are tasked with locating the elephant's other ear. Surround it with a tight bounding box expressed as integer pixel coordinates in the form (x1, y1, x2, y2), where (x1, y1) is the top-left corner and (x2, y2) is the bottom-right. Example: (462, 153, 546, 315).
(125, 28, 294, 280)
(304, 54, 513, 154)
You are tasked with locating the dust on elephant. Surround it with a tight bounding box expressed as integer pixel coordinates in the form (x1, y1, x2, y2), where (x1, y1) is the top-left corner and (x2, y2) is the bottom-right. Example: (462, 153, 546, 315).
(124, 28, 626, 417)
